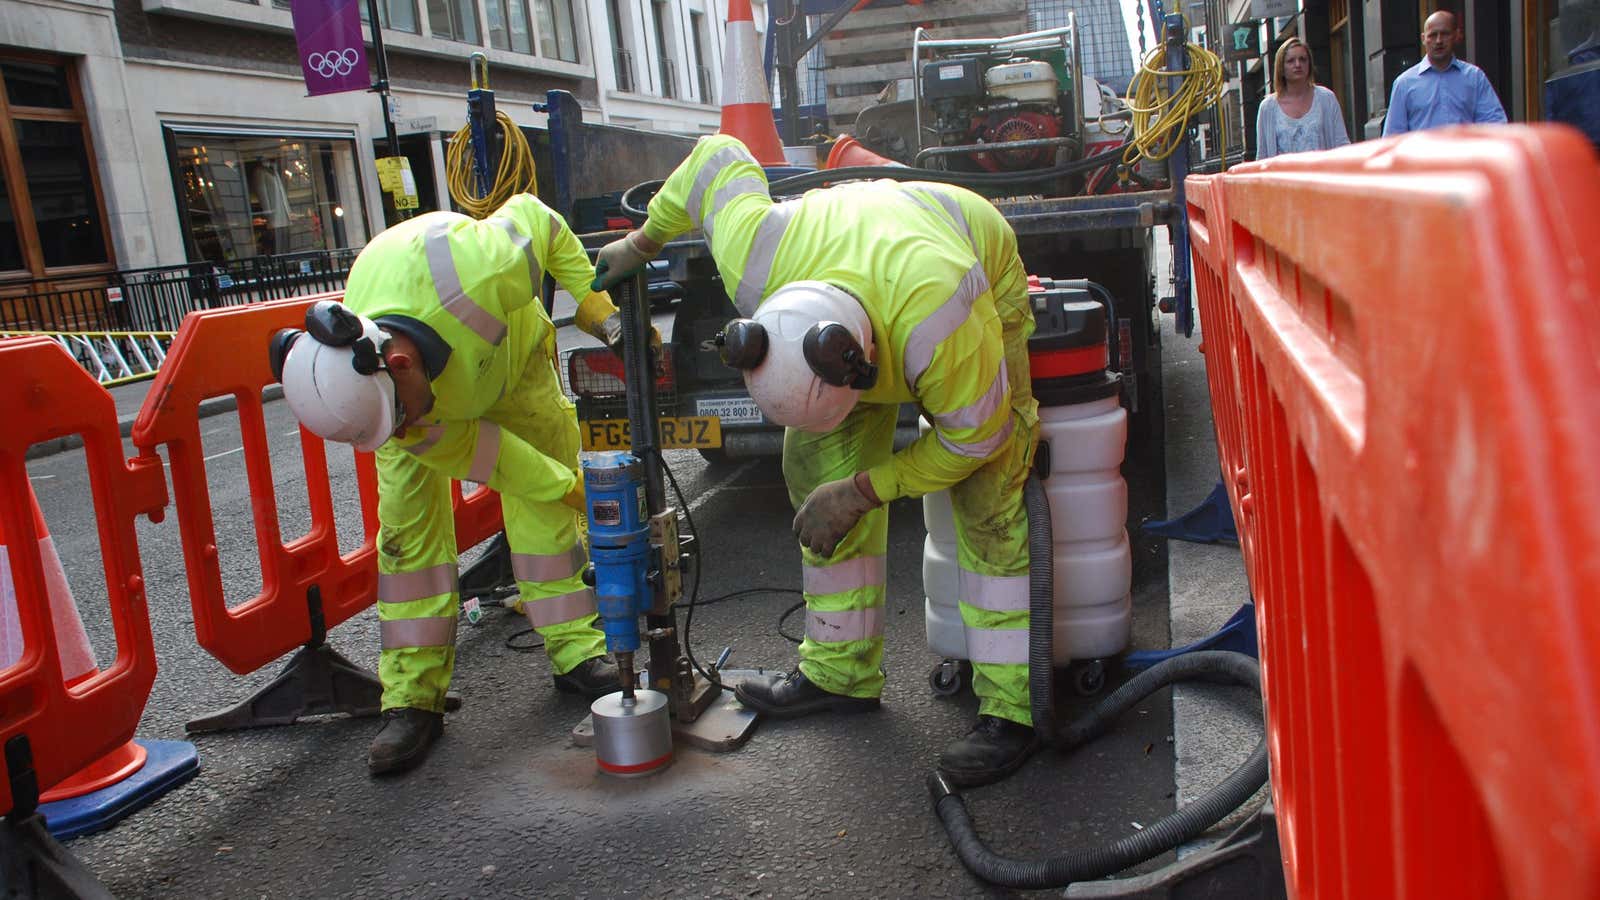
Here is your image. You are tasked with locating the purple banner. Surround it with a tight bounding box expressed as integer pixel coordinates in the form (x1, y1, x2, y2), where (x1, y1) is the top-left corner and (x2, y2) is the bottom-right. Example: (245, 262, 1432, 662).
(291, 0, 370, 97)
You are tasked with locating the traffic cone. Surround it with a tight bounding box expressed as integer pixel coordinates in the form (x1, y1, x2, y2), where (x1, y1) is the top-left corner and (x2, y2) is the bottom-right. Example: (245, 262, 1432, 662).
(719, 0, 787, 165)
(0, 482, 198, 839)
(824, 135, 904, 169)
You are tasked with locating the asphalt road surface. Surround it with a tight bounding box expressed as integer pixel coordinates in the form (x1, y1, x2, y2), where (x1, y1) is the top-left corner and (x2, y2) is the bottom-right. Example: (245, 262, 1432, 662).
(22, 315, 1179, 899)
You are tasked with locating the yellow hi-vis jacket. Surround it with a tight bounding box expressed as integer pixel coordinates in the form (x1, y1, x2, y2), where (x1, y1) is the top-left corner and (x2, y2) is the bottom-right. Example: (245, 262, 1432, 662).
(344, 193, 614, 504)
(643, 135, 1033, 501)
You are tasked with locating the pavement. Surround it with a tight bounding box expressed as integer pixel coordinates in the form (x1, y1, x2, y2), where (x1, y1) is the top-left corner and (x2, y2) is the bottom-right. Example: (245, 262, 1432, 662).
(14, 252, 1265, 897)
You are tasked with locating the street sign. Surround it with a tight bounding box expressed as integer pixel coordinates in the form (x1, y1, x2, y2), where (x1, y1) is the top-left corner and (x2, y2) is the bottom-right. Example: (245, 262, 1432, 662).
(1226, 21, 1262, 62)
(398, 115, 437, 135)
(1250, 0, 1296, 17)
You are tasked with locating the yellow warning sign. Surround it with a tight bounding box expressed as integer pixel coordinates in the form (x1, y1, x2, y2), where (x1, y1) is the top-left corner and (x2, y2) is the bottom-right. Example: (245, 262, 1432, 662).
(376, 156, 420, 210)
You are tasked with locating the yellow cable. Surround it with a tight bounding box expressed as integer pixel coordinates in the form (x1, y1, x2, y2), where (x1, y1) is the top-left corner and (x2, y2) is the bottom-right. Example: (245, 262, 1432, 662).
(1122, 20, 1228, 167)
(446, 110, 539, 219)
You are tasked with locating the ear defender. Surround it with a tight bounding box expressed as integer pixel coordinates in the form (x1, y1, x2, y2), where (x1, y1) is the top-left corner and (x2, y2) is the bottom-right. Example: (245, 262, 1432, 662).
(268, 328, 303, 383)
(802, 322, 877, 390)
(715, 318, 769, 370)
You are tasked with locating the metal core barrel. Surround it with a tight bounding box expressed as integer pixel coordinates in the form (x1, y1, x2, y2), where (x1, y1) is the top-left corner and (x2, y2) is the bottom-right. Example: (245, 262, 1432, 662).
(591, 689, 673, 778)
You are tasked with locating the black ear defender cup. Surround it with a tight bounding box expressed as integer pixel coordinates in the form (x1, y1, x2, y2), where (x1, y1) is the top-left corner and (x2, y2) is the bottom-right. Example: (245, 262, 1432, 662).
(268, 329, 303, 382)
(802, 322, 878, 389)
(714, 318, 769, 370)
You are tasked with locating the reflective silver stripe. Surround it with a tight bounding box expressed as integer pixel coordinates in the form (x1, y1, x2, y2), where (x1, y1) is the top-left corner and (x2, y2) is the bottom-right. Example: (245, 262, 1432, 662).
(733, 203, 799, 316)
(802, 555, 886, 595)
(488, 216, 541, 290)
(804, 606, 885, 643)
(547, 211, 561, 257)
(523, 588, 598, 627)
(963, 626, 1029, 665)
(403, 424, 447, 456)
(937, 415, 1014, 460)
(511, 545, 585, 583)
(906, 187, 975, 252)
(720, 21, 771, 106)
(934, 360, 1009, 431)
(702, 176, 766, 242)
(902, 261, 990, 391)
(380, 616, 459, 650)
(378, 564, 458, 604)
(687, 146, 757, 225)
(468, 421, 501, 483)
(958, 568, 1030, 613)
(425, 219, 507, 345)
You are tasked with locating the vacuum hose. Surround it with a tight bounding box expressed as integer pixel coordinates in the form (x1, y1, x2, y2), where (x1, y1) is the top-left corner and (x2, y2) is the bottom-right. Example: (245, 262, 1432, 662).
(1025, 473, 1054, 743)
(933, 448, 1265, 889)
(930, 650, 1268, 890)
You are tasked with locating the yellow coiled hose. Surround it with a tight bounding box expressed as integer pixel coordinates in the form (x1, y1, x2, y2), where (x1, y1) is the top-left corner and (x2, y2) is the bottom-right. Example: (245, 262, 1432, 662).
(1122, 28, 1229, 166)
(446, 110, 538, 219)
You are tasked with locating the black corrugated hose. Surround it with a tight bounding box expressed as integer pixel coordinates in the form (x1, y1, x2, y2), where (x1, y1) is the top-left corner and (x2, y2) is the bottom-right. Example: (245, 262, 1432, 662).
(929, 650, 1268, 890)
(931, 472, 1267, 890)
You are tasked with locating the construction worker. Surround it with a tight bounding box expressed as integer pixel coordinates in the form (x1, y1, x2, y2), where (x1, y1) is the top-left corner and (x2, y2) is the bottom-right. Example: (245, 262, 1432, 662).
(594, 136, 1041, 787)
(271, 193, 633, 775)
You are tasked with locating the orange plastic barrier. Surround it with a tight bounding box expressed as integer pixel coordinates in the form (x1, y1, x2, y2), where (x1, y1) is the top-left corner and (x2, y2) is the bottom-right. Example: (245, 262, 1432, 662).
(0, 337, 167, 814)
(1187, 125, 1600, 899)
(130, 296, 503, 677)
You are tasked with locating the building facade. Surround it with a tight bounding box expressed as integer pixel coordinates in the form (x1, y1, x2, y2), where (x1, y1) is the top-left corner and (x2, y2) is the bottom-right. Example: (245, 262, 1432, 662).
(0, 0, 732, 292)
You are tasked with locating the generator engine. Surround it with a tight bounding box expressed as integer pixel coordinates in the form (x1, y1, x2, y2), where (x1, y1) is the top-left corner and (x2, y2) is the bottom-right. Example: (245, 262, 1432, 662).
(921, 56, 1075, 172)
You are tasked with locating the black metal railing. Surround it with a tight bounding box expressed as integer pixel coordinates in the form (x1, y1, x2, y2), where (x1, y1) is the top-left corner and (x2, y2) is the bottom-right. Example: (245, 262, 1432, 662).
(696, 65, 714, 104)
(615, 49, 636, 92)
(0, 248, 360, 334)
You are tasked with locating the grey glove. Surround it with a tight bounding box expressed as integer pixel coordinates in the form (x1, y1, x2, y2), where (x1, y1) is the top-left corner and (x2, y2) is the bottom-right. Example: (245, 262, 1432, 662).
(592, 230, 663, 292)
(597, 310, 664, 363)
(793, 474, 880, 558)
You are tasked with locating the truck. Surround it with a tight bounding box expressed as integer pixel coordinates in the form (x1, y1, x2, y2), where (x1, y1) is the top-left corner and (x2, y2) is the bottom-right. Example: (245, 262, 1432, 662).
(544, 9, 1207, 492)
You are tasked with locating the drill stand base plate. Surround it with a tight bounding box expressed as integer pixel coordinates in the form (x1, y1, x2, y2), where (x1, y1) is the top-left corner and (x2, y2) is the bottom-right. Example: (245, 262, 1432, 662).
(572, 668, 775, 753)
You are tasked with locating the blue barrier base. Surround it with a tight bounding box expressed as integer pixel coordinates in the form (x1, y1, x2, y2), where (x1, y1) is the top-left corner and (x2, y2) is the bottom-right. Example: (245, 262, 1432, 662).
(1143, 481, 1240, 545)
(1125, 604, 1259, 671)
(40, 740, 200, 841)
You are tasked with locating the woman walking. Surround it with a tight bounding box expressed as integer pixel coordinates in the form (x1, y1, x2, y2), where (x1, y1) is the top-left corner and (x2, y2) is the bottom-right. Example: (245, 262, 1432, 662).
(1255, 37, 1351, 159)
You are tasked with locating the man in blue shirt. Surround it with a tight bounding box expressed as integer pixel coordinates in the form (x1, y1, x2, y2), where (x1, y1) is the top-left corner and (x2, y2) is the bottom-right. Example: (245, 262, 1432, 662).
(1383, 10, 1508, 135)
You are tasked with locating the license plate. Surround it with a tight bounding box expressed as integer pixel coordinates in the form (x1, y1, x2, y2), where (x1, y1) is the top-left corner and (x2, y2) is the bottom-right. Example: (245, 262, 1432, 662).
(580, 417, 723, 451)
(695, 397, 764, 425)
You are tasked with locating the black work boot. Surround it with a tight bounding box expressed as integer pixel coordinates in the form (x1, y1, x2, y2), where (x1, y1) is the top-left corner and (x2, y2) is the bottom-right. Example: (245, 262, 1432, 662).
(367, 707, 444, 776)
(733, 670, 880, 719)
(553, 655, 624, 699)
(938, 715, 1040, 788)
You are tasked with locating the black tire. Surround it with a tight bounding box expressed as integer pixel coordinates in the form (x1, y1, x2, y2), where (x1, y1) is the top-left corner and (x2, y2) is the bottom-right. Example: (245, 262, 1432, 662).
(929, 659, 971, 697)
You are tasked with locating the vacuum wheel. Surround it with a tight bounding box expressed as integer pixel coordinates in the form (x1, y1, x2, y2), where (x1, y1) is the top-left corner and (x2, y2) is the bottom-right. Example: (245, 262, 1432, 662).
(929, 659, 972, 697)
(1071, 658, 1107, 697)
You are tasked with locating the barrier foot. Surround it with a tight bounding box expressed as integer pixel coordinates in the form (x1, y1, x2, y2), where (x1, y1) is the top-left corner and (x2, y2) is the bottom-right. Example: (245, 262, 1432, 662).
(0, 814, 115, 900)
(1124, 604, 1258, 671)
(1064, 798, 1286, 899)
(38, 740, 200, 841)
(459, 532, 514, 601)
(1, 736, 114, 899)
(184, 643, 462, 734)
(1142, 481, 1239, 545)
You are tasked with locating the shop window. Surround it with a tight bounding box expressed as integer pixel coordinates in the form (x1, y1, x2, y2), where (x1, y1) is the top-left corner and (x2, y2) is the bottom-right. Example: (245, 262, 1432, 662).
(488, 0, 535, 53)
(164, 128, 371, 265)
(535, 0, 580, 62)
(0, 54, 112, 280)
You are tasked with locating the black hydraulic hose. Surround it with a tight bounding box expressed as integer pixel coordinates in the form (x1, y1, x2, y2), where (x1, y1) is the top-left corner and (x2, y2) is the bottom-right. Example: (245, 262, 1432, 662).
(616, 142, 1133, 222)
(1024, 473, 1054, 744)
(930, 650, 1268, 890)
(1060, 278, 1120, 372)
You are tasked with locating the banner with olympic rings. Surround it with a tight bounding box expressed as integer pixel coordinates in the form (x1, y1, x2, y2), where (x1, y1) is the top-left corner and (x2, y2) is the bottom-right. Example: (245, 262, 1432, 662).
(290, 0, 369, 96)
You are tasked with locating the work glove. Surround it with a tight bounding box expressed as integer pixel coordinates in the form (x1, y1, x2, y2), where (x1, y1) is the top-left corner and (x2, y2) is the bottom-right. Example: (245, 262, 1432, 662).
(596, 310, 664, 364)
(576, 290, 663, 364)
(592, 230, 663, 292)
(561, 477, 587, 514)
(793, 473, 880, 558)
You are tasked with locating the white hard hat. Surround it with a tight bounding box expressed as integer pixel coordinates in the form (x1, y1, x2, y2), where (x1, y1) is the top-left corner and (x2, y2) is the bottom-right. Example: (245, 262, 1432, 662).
(716, 281, 876, 433)
(270, 301, 399, 453)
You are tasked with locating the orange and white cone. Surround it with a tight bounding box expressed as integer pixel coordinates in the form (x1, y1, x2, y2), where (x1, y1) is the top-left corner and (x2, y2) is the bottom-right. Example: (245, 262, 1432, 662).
(719, 0, 787, 165)
(0, 483, 147, 802)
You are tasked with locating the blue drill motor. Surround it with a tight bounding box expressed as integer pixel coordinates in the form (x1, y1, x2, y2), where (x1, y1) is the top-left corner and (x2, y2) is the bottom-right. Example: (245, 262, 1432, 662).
(583, 452, 651, 655)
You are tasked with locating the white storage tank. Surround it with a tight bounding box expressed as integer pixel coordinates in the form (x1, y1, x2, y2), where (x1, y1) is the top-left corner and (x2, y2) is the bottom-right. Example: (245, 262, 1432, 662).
(923, 280, 1132, 681)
